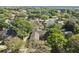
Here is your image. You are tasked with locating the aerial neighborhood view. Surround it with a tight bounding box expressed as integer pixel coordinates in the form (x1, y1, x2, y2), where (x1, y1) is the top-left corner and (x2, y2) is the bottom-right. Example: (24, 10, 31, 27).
(0, 6, 79, 53)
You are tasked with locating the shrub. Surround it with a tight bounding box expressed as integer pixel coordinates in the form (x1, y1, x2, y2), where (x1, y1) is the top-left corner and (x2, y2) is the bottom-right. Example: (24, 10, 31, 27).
(66, 34, 79, 52)
(25, 40, 51, 53)
(4, 37, 24, 52)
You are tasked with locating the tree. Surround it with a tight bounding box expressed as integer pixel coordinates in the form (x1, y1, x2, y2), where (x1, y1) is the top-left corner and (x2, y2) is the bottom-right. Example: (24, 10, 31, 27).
(11, 19, 33, 39)
(47, 25, 67, 52)
(0, 19, 8, 30)
(41, 15, 49, 20)
(74, 24, 79, 34)
(0, 8, 11, 19)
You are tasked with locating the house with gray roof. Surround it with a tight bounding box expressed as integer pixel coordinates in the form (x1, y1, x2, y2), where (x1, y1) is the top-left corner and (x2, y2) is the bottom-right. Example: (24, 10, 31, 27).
(45, 16, 58, 27)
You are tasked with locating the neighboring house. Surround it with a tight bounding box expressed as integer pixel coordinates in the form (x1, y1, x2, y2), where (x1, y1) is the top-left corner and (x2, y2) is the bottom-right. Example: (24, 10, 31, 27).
(5, 19, 14, 25)
(61, 29, 73, 39)
(45, 17, 58, 27)
(5, 19, 11, 25)
(9, 14, 15, 20)
(0, 28, 17, 40)
(63, 30, 73, 39)
(58, 21, 64, 25)
(6, 28, 17, 37)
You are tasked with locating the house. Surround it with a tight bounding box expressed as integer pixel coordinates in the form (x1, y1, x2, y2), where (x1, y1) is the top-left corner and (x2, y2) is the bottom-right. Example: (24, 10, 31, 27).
(5, 19, 14, 25)
(61, 28, 73, 39)
(45, 16, 58, 27)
